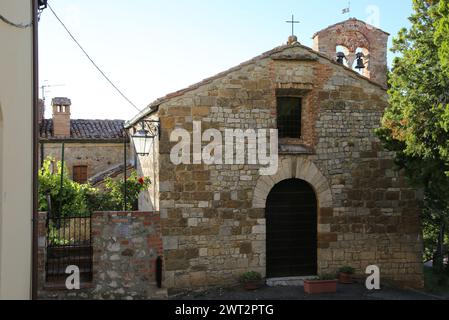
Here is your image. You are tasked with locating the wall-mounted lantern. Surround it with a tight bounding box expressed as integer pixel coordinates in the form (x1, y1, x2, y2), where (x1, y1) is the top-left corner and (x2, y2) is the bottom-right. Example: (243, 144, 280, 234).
(38, 0, 48, 10)
(131, 120, 160, 156)
(121, 119, 160, 211)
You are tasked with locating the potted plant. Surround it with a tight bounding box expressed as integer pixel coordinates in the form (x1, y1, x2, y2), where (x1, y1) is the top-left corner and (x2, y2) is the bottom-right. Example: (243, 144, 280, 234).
(304, 274, 338, 294)
(338, 266, 355, 284)
(240, 271, 263, 291)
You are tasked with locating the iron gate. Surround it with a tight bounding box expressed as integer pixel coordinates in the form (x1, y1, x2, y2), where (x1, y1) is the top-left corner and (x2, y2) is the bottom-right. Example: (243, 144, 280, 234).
(46, 213, 93, 285)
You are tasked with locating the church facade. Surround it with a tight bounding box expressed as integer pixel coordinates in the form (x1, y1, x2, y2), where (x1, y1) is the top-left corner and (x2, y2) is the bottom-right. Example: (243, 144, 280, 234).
(127, 19, 424, 291)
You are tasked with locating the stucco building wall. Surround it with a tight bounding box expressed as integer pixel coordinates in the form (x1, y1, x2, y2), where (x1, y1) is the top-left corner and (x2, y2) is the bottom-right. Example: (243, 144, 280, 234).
(0, 0, 33, 300)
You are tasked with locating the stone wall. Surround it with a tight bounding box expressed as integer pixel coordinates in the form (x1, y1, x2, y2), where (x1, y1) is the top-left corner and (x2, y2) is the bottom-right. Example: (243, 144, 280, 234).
(37, 211, 166, 300)
(40, 142, 131, 181)
(147, 43, 423, 292)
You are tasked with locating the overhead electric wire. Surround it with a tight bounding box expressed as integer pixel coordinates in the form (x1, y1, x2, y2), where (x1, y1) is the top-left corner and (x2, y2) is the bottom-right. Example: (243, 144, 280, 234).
(47, 3, 142, 113)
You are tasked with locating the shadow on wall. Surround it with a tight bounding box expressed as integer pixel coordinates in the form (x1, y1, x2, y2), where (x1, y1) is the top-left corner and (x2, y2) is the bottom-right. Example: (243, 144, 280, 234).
(0, 103, 2, 192)
(0, 103, 2, 267)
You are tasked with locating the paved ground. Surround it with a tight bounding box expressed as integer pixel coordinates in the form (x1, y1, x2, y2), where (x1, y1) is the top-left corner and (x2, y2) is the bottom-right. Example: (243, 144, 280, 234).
(174, 283, 446, 300)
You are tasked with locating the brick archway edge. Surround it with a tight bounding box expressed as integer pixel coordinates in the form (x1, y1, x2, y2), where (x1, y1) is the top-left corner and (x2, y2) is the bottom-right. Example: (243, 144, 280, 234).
(252, 157, 333, 209)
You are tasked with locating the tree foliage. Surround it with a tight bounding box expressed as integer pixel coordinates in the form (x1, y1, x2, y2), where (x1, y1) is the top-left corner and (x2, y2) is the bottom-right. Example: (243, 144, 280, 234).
(38, 157, 150, 215)
(38, 157, 92, 217)
(435, 0, 449, 75)
(86, 172, 151, 212)
(377, 0, 449, 267)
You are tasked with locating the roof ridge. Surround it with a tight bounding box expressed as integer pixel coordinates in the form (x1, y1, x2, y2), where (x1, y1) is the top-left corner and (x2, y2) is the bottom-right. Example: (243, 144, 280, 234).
(126, 41, 387, 127)
(70, 119, 125, 122)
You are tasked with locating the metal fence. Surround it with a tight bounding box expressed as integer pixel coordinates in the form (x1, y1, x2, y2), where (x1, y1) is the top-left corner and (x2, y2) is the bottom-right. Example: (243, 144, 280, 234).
(46, 214, 93, 285)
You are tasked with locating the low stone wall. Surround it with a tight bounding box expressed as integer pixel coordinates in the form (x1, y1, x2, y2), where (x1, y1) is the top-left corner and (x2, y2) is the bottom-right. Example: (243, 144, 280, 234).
(37, 211, 166, 300)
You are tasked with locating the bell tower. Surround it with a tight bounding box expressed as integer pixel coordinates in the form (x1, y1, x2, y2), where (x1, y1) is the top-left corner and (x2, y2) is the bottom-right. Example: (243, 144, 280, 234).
(312, 18, 389, 87)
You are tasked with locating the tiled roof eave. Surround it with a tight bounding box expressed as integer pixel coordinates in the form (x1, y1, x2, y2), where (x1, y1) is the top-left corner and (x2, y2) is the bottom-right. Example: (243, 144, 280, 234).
(39, 119, 126, 140)
(39, 137, 128, 143)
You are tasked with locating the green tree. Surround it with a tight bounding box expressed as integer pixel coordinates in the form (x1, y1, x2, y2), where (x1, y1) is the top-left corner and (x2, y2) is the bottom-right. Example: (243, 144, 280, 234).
(103, 172, 151, 211)
(435, 0, 449, 75)
(377, 0, 449, 270)
(38, 157, 93, 217)
(39, 157, 151, 214)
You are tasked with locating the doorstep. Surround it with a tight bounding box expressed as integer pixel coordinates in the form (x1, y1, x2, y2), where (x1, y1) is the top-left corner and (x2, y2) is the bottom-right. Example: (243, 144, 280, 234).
(266, 276, 317, 287)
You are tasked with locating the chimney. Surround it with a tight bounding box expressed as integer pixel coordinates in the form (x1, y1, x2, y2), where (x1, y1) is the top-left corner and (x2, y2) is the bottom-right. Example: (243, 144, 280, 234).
(52, 97, 71, 137)
(38, 99, 45, 124)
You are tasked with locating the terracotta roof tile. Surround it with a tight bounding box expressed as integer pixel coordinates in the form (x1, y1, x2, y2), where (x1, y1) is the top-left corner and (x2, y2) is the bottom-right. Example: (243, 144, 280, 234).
(40, 119, 126, 140)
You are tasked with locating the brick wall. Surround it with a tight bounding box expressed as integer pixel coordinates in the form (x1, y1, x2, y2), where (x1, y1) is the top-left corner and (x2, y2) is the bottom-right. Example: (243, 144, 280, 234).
(312, 19, 389, 87)
(37, 211, 166, 300)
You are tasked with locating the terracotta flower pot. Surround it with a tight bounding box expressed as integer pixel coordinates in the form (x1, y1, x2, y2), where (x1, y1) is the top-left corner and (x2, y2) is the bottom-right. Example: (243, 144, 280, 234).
(243, 280, 262, 291)
(339, 272, 353, 284)
(304, 280, 337, 294)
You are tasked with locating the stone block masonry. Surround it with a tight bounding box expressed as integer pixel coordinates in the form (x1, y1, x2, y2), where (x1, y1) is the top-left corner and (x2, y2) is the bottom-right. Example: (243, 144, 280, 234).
(40, 143, 130, 182)
(37, 212, 166, 300)
(149, 44, 424, 292)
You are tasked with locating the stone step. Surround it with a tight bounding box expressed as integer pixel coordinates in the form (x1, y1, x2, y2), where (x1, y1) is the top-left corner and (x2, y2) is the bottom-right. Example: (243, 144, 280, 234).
(266, 276, 318, 287)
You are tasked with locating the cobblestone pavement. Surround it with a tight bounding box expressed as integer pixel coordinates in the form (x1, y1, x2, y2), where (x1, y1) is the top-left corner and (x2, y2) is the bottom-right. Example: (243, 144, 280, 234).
(174, 283, 446, 301)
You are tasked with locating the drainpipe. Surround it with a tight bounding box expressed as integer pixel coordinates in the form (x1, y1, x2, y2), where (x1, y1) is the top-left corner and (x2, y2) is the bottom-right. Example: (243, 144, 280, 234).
(123, 126, 128, 211)
(58, 142, 65, 217)
(40, 142, 44, 167)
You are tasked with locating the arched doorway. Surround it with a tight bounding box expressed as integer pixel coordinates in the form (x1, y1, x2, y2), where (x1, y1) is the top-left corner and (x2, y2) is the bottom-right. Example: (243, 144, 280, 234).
(266, 179, 317, 278)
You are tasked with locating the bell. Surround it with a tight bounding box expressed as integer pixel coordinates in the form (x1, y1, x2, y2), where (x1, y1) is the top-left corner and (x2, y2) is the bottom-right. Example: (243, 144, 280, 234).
(336, 52, 346, 65)
(355, 52, 365, 70)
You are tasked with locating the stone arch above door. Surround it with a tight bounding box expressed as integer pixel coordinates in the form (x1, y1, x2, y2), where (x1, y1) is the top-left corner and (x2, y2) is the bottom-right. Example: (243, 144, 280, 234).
(252, 157, 332, 209)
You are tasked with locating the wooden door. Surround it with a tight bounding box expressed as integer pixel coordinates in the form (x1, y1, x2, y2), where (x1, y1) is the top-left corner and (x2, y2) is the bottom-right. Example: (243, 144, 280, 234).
(266, 179, 318, 278)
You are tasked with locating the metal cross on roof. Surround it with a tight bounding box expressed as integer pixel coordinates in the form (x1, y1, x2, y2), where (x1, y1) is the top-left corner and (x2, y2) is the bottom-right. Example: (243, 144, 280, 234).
(286, 15, 300, 36)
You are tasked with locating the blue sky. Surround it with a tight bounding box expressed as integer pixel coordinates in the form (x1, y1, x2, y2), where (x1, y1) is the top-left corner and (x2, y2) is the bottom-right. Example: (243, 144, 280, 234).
(38, 0, 414, 120)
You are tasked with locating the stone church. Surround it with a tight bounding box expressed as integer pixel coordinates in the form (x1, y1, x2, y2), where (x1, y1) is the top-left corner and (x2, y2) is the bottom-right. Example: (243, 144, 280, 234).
(127, 18, 424, 291)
